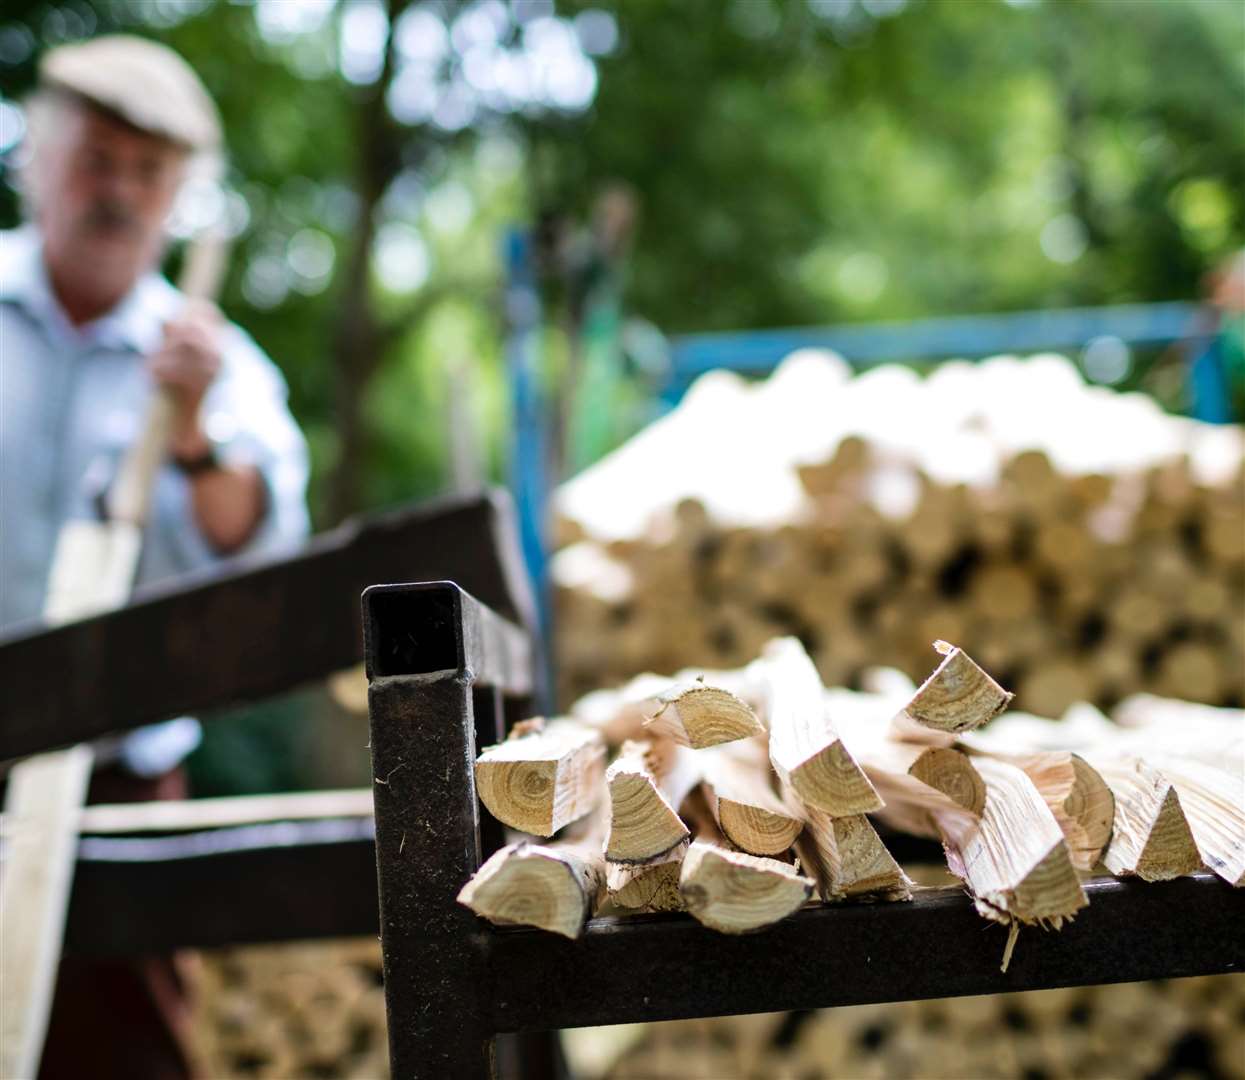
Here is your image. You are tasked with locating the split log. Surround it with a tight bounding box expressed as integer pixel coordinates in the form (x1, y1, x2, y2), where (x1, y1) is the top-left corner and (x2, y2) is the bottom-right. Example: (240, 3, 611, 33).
(891, 640, 1013, 744)
(474, 718, 605, 836)
(605, 739, 699, 864)
(830, 687, 983, 839)
(960, 720, 1114, 873)
(794, 807, 911, 902)
(1147, 757, 1245, 887)
(604, 843, 687, 912)
(1084, 755, 1202, 882)
(748, 637, 882, 816)
(699, 738, 803, 856)
(642, 680, 764, 749)
(678, 828, 814, 934)
(457, 827, 605, 939)
(944, 757, 1087, 929)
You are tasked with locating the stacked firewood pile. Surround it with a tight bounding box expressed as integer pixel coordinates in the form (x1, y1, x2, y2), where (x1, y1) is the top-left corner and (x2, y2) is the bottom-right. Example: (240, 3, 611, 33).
(192, 939, 388, 1079)
(190, 950, 1243, 1079)
(553, 352, 1245, 715)
(458, 640, 1243, 944)
(596, 975, 1245, 1080)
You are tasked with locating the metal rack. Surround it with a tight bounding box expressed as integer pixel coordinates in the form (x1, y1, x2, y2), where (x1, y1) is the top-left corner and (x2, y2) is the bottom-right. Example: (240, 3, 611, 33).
(363, 581, 1244, 1080)
(1, 490, 534, 956)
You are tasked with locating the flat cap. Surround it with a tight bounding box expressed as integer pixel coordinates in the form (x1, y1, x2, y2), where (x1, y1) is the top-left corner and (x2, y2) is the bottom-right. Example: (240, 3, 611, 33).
(40, 34, 221, 151)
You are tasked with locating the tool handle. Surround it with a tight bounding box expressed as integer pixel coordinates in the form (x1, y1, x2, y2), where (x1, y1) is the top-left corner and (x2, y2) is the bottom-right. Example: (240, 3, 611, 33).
(107, 230, 230, 526)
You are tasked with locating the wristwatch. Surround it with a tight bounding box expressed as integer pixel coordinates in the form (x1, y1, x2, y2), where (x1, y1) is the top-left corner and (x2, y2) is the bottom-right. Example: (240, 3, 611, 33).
(172, 440, 222, 476)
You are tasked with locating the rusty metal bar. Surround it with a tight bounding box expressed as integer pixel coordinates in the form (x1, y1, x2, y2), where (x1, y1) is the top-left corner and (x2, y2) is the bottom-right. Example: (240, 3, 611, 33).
(0, 490, 536, 762)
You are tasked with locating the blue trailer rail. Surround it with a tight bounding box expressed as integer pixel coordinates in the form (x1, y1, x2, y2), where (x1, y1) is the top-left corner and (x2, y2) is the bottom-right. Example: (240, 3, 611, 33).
(662, 301, 1199, 403)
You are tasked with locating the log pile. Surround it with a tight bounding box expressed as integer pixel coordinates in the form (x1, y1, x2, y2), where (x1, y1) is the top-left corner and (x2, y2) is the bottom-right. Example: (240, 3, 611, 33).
(590, 973, 1245, 1080)
(189, 947, 1244, 1079)
(458, 638, 935, 939)
(552, 351, 1245, 716)
(192, 939, 389, 1080)
(457, 641, 1243, 951)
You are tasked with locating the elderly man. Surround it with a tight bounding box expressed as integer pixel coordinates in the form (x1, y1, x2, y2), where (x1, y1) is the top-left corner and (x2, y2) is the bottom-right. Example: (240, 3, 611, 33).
(1, 35, 309, 1079)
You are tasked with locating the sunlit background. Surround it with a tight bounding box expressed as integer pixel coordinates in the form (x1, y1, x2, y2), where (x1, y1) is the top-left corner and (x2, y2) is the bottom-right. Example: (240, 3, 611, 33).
(3, 0, 1241, 526)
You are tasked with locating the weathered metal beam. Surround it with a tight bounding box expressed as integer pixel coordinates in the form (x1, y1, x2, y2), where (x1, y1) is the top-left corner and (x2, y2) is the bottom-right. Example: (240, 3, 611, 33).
(0, 490, 535, 762)
(486, 872, 1243, 1034)
(364, 582, 531, 1080)
(61, 819, 378, 955)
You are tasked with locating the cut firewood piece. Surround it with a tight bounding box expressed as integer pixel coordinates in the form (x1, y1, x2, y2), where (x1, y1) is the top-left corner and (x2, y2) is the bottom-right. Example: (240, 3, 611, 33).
(832, 693, 983, 838)
(749, 638, 882, 816)
(457, 831, 605, 939)
(700, 739, 804, 856)
(888, 741, 986, 815)
(605, 739, 699, 864)
(604, 842, 687, 912)
(944, 757, 1087, 928)
(643, 680, 764, 749)
(1086, 754, 1212, 882)
(1149, 757, 1245, 887)
(795, 807, 912, 902)
(474, 718, 605, 836)
(960, 723, 1115, 874)
(679, 838, 814, 934)
(1019, 753, 1115, 874)
(890, 640, 1013, 744)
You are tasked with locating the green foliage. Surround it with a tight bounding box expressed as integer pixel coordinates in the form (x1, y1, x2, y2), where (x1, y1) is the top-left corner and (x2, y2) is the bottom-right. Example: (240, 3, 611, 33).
(3, 0, 1241, 792)
(3, 0, 1242, 520)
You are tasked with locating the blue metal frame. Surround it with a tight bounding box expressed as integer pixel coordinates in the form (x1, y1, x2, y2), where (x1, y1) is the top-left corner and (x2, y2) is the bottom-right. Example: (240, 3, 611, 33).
(505, 278, 1205, 616)
(661, 301, 1199, 403)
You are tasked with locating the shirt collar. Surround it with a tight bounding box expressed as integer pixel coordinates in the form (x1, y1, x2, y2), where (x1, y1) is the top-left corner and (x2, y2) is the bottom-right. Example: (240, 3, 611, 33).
(0, 225, 180, 354)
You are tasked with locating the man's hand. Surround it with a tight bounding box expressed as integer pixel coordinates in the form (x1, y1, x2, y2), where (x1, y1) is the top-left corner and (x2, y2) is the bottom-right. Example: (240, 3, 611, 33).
(148, 302, 265, 553)
(149, 300, 222, 457)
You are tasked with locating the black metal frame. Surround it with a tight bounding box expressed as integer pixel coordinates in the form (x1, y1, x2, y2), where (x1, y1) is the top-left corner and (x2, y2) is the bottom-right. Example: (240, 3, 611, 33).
(364, 581, 1245, 1080)
(0, 489, 537, 763)
(1, 490, 535, 958)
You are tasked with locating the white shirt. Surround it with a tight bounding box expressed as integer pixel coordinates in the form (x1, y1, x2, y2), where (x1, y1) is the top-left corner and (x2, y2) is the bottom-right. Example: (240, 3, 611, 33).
(1, 225, 311, 772)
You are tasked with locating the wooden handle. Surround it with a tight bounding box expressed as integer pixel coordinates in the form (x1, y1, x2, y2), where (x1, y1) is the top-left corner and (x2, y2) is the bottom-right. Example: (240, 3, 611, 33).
(106, 230, 231, 526)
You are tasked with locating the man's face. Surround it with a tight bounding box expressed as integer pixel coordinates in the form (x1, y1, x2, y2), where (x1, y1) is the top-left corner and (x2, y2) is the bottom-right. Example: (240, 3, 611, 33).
(37, 101, 187, 298)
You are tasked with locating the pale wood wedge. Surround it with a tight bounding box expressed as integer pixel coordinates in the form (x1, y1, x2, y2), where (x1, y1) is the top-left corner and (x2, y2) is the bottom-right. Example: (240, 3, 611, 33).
(944, 757, 1087, 928)
(605, 739, 699, 863)
(458, 836, 605, 939)
(749, 637, 882, 816)
(474, 718, 605, 836)
(604, 842, 688, 912)
(795, 808, 911, 902)
(679, 839, 813, 934)
(700, 737, 803, 856)
(891, 640, 1013, 745)
(643, 680, 764, 748)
